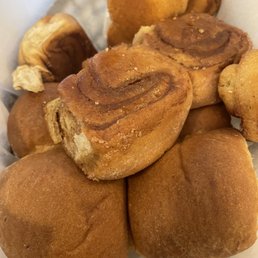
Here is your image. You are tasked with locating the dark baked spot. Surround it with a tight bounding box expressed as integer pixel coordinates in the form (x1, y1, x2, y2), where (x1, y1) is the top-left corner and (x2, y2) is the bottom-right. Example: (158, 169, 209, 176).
(46, 32, 96, 81)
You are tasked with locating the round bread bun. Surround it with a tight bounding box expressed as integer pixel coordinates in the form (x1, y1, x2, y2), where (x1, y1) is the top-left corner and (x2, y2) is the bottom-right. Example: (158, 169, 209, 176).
(128, 128, 258, 258)
(180, 103, 231, 138)
(7, 83, 58, 157)
(0, 147, 128, 258)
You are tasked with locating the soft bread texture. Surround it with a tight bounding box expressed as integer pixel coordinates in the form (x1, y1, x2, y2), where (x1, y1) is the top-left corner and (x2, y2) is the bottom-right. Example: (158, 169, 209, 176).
(133, 13, 252, 109)
(0, 147, 128, 258)
(129, 129, 258, 258)
(7, 83, 58, 158)
(219, 50, 258, 142)
(107, 0, 189, 46)
(187, 0, 221, 15)
(14, 13, 96, 92)
(180, 103, 231, 138)
(45, 44, 193, 180)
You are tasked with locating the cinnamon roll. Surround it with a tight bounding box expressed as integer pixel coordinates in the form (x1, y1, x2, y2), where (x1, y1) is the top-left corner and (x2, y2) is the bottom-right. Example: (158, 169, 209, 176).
(186, 0, 221, 15)
(45, 44, 192, 180)
(134, 13, 252, 109)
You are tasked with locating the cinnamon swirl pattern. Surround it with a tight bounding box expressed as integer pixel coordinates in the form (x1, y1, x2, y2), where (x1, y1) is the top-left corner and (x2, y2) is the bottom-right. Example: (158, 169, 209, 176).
(45, 45, 192, 180)
(134, 13, 252, 109)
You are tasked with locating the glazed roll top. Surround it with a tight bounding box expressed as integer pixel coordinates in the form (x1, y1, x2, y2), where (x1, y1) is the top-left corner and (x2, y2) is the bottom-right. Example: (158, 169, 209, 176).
(134, 13, 251, 108)
(45, 44, 193, 180)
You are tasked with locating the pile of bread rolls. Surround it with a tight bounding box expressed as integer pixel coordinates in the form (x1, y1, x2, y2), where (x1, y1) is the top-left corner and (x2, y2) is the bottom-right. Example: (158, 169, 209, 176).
(1, 1, 258, 258)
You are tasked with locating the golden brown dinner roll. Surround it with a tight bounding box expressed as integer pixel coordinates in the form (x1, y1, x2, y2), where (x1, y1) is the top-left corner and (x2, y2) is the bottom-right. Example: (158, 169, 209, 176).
(0, 147, 128, 258)
(45, 44, 193, 180)
(134, 13, 252, 109)
(7, 83, 58, 158)
(107, 0, 189, 46)
(219, 50, 258, 142)
(129, 129, 258, 258)
(180, 103, 231, 138)
(186, 0, 221, 15)
(13, 13, 96, 92)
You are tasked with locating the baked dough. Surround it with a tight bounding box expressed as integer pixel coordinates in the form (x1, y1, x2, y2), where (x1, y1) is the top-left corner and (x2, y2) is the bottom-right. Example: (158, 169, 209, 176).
(133, 13, 252, 108)
(0, 147, 128, 258)
(107, 0, 189, 45)
(129, 129, 258, 258)
(187, 0, 221, 15)
(180, 103, 231, 138)
(8, 83, 58, 157)
(45, 44, 192, 180)
(219, 50, 258, 142)
(13, 13, 96, 92)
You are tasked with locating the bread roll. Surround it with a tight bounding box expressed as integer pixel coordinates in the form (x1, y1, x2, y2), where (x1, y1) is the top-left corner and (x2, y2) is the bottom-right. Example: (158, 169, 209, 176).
(133, 13, 252, 109)
(219, 50, 258, 142)
(107, 0, 189, 46)
(13, 13, 96, 92)
(0, 147, 128, 258)
(45, 44, 193, 180)
(187, 0, 221, 15)
(7, 83, 58, 158)
(180, 103, 231, 138)
(129, 129, 258, 258)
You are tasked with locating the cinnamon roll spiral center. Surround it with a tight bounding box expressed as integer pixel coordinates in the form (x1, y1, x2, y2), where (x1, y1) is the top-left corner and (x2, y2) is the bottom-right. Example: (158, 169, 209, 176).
(77, 65, 175, 130)
(156, 18, 230, 58)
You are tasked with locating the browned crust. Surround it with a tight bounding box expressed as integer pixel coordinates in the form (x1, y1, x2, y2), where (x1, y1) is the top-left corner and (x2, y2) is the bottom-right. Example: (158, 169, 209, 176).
(7, 83, 59, 157)
(18, 13, 97, 82)
(46, 44, 193, 180)
(129, 129, 258, 258)
(0, 147, 128, 258)
(44, 31, 96, 82)
(219, 50, 258, 142)
(180, 103, 231, 138)
(187, 0, 222, 15)
(107, 0, 189, 46)
(134, 13, 252, 108)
